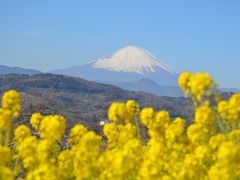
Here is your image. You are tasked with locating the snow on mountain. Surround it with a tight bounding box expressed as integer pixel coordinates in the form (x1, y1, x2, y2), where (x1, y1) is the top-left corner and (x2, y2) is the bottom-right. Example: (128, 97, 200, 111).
(50, 46, 179, 89)
(93, 46, 176, 74)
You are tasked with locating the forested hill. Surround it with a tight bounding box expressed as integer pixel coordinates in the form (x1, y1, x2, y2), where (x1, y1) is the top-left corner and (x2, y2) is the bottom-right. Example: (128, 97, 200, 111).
(0, 73, 193, 133)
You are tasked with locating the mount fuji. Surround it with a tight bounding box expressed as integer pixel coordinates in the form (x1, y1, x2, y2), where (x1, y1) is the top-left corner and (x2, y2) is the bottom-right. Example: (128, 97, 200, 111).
(50, 46, 181, 96)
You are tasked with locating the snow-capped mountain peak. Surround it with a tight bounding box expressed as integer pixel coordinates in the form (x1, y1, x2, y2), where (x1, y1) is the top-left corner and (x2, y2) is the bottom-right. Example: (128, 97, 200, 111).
(92, 46, 176, 74)
(50, 45, 178, 87)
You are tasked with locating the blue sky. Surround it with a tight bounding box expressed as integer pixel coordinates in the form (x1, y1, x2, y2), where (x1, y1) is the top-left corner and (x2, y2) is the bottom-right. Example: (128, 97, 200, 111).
(0, 0, 240, 88)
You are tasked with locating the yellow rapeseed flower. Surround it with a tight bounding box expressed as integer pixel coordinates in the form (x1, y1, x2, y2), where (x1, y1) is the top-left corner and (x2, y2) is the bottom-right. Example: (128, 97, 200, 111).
(108, 102, 127, 123)
(2, 90, 21, 118)
(178, 72, 192, 95)
(30, 113, 43, 131)
(39, 115, 66, 141)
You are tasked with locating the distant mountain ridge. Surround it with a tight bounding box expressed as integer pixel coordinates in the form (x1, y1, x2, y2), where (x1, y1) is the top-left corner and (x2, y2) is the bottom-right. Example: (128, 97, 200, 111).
(109, 78, 183, 97)
(0, 65, 41, 75)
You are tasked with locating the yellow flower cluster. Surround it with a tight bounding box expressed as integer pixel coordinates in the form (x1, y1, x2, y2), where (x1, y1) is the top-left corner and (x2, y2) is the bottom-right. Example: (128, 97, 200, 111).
(218, 94, 240, 124)
(179, 72, 215, 101)
(1, 72, 240, 179)
(2, 90, 21, 118)
(108, 100, 140, 123)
